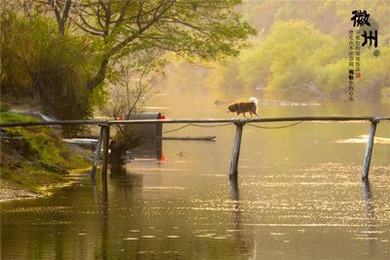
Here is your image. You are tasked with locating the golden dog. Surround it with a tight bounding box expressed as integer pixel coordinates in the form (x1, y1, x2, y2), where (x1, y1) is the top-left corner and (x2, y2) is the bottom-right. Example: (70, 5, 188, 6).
(227, 97, 259, 117)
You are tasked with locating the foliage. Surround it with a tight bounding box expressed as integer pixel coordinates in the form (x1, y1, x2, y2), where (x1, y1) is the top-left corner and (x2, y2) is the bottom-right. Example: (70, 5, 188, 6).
(356, 46, 390, 100)
(101, 62, 155, 162)
(161, 1, 390, 102)
(43, 0, 256, 91)
(0, 14, 101, 126)
(206, 20, 338, 99)
(102, 63, 151, 120)
(1, 0, 255, 126)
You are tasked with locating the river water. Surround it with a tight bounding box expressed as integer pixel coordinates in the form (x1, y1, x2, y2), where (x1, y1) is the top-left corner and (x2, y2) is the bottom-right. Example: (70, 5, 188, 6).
(1, 97, 389, 259)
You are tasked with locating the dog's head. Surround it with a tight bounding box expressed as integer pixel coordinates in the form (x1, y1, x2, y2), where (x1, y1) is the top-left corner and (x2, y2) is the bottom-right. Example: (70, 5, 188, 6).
(227, 103, 237, 113)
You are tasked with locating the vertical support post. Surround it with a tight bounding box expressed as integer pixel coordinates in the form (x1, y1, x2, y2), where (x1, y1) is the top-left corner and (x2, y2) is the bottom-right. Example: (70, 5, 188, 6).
(229, 175, 240, 201)
(91, 126, 104, 179)
(361, 120, 377, 181)
(101, 124, 110, 180)
(229, 122, 244, 178)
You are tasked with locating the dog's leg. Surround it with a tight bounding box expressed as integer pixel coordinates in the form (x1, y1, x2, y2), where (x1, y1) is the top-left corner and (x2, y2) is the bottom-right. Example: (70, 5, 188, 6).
(251, 109, 259, 117)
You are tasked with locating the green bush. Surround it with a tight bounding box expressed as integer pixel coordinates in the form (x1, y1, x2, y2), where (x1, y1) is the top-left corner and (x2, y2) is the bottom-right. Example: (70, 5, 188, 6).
(0, 14, 99, 132)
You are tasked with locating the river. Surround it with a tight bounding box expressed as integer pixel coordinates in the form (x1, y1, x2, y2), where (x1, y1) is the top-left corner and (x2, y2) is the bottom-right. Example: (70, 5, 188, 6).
(1, 96, 389, 259)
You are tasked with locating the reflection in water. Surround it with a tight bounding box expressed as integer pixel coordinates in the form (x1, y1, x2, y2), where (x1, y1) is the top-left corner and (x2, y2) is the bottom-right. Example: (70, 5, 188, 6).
(229, 174, 240, 201)
(90, 167, 97, 183)
(98, 168, 109, 259)
(109, 165, 144, 200)
(1, 101, 389, 259)
(54, 221, 66, 259)
(229, 173, 255, 258)
(361, 180, 376, 256)
(101, 183, 109, 260)
(362, 180, 374, 224)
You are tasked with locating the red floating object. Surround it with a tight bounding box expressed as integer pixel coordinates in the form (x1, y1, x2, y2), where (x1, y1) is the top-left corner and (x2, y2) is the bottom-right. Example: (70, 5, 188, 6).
(159, 154, 166, 162)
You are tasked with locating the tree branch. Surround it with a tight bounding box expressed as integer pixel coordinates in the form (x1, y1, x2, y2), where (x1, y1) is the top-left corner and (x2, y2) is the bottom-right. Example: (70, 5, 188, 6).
(72, 18, 105, 36)
(59, 0, 72, 34)
(79, 13, 106, 35)
(48, 0, 62, 28)
(109, 0, 175, 57)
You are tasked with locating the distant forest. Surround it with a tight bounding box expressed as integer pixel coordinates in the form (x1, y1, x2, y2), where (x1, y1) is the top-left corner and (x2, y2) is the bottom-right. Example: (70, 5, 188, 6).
(160, 1, 390, 102)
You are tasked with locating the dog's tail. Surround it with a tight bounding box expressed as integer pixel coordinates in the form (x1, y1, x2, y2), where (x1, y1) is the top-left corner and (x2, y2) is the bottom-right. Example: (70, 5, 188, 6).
(249, 97, 258, 106)
(249, 97, 259, 116)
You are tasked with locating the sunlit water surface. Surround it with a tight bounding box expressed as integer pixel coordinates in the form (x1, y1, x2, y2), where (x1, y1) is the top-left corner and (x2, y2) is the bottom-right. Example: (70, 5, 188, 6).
(1, 97, 390, 259)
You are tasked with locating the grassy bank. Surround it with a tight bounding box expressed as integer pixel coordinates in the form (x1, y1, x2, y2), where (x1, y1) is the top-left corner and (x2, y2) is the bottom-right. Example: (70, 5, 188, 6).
(0, 111, 90, 197)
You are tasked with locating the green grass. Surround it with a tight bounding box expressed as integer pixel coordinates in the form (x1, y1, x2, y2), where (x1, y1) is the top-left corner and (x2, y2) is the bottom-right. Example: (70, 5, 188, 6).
(0, 112, 90, 194)
(0, 111, 38, 124)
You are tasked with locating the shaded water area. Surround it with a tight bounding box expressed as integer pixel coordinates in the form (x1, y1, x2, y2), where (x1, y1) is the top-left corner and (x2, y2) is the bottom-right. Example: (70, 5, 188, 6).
(1, 97, 390, 259)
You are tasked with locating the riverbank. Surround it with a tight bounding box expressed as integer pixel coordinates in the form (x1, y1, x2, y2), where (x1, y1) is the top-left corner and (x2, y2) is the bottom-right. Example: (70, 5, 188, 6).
(0, 111, 91, 202)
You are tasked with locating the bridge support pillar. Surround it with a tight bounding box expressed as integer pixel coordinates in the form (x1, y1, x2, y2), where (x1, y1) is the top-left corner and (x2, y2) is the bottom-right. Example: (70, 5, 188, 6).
(229, 121, 244, 178)
(101, 124, 110, 181)
(91, 127, 105, 180)
(361, 120, 377, 181)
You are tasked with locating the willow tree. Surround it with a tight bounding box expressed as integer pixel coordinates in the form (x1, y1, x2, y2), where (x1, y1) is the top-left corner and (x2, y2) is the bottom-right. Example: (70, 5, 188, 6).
(47, 0, 255, 91)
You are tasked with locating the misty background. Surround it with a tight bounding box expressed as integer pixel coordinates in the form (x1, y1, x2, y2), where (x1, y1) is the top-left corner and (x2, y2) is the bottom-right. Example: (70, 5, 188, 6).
(155, 1, 389, 104)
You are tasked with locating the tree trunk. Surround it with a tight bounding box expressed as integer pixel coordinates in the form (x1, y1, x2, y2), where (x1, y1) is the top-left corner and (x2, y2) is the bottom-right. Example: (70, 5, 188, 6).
(86, 56, 110, 91)
(109, 127, 141, 165)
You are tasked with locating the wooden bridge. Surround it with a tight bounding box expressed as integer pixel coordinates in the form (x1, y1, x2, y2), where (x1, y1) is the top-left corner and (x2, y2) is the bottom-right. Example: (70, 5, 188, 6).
(1, 116, 389, 182)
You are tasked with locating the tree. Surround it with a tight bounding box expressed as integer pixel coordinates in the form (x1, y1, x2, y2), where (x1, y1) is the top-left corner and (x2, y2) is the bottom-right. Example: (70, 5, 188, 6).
(102, 62, 152, 163)
(102, 62, 153, 121)
(0, 12, 99, 130)
(47, 0, 73, 35)
(45, 0, 255, 91)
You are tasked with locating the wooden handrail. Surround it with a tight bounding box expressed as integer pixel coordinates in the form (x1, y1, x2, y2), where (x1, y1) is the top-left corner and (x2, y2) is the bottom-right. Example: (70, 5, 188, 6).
(1, 116, 389, 128)
(1, 115, 388, 182)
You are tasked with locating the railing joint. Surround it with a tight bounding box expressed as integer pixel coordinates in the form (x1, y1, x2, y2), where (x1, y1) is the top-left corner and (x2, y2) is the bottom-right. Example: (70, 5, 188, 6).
(233, 119, 246, 127)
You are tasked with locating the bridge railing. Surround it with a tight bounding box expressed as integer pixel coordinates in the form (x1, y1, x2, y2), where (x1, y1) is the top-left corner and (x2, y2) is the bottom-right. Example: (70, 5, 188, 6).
(1, 116, 389, 181)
